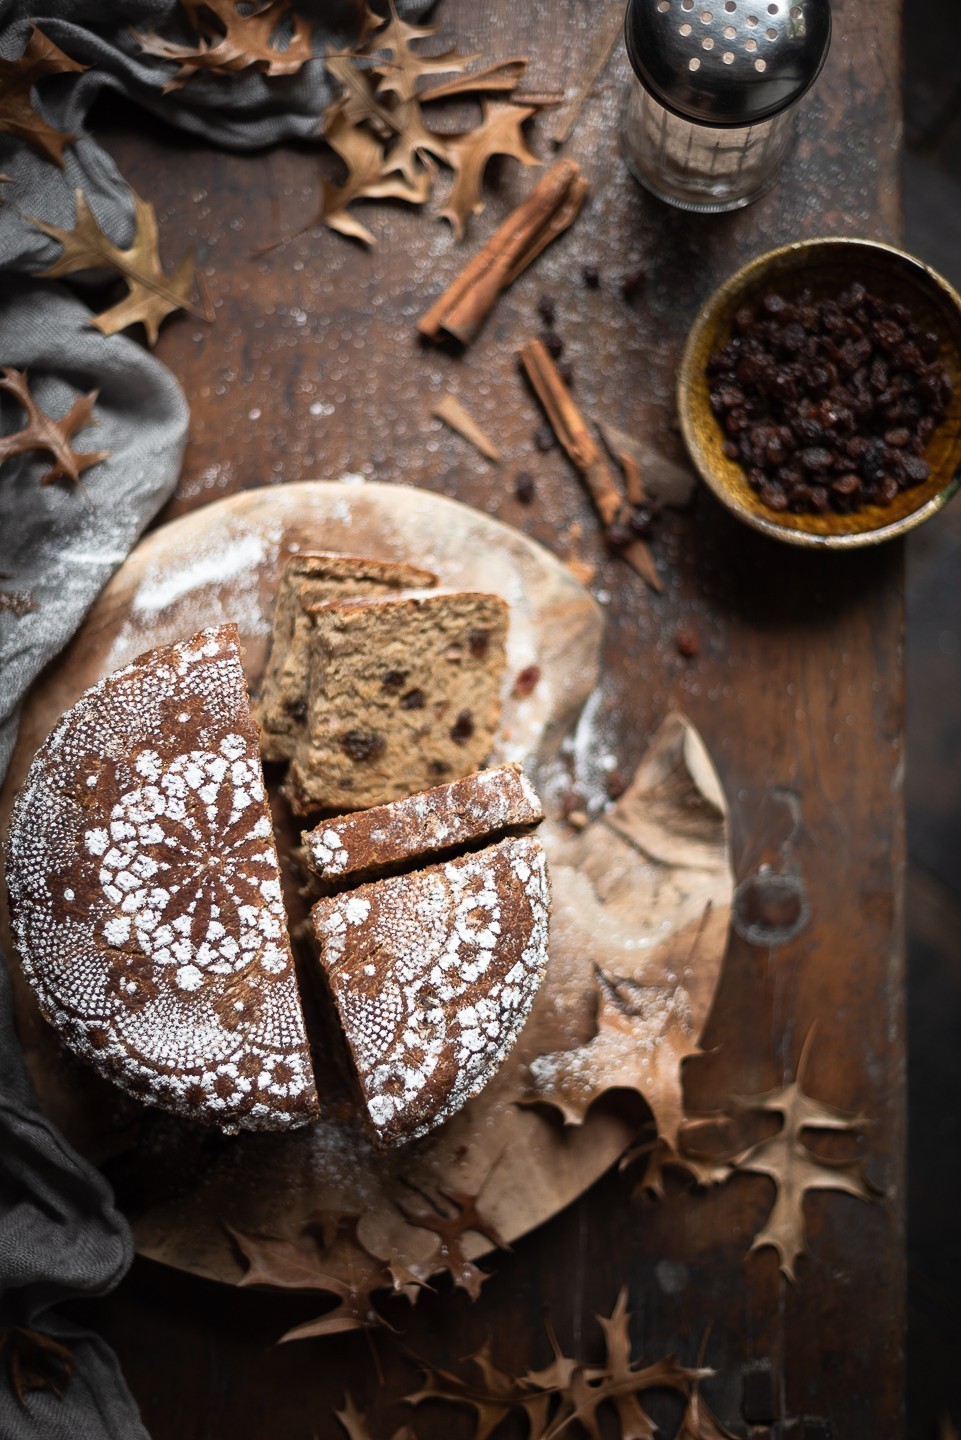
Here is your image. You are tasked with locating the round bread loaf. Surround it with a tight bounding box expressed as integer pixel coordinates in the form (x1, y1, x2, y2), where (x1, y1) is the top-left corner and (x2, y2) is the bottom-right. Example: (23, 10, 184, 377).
(5, 625, 318, 1132)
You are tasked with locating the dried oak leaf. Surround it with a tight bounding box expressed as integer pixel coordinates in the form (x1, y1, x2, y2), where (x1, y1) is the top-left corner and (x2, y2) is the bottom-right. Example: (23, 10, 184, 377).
(227, 1224, 394, 1340)
(0, 367, 108, 486)
(544, 1287, 705, 1440)
(0, 1326, 75, 1408)
(0, 26, 86, 167)
(677, 1383, 740, 1440)
(135, 0, 313, 92)
(311, 104, 429, 246)
(442, 100, 540, 238)
(371, 8, 478, 104)
(728, 1031, 879, 1281)
(335, 1392, 414, 1440)
(398, 1185, 509, 1300)
(408, 1335, 562, 1440)
(520, 714, 732, 1154)
(29, 188, 202, 344)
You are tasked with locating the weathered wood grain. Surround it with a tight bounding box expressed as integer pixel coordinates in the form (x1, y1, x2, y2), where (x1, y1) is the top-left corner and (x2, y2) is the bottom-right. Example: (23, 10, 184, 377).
(73, 0, 905, 1432)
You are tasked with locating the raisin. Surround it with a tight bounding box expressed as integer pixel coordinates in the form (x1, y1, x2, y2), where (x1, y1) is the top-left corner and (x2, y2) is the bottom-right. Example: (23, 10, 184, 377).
(621, 266, 647, 299)
(450, 711, 475, 745)
(514, 470, 536, 504)
(582, 264, 600, 288)
(468, 629, 490, 659)
(380, 670, 407, 692)
(428, 760, 451, 777)
(605, 769, 629, 800)
(512, 664, 541, 699)
(341, 730, 386, 762)
(537, 293, 556, 324)
(541, 330, 564, 360)
(400, 689, 426, 710)
(534, 425, 555, 452)
(675, 625, 700, 658)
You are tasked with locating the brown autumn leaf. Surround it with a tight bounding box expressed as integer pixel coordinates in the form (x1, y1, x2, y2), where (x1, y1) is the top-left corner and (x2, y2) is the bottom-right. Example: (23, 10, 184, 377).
(227, 1224, 395, 1341)
(309, 104, 429, 246)
(728, 1031, 879, 1281)
(543, 1287, 704, 1440)
(335, 1392, 416, 1440)
(0, 26, 86, 167)
(398, 1185, 510, 1300)
(676, 1383, 740, 1440)
(0, 367, 108, 487)
(135, 0, 313, 92)
(371, 7, 478, 104)
(29, 188, 202, 344)
(408, 1290, 712, 1440)
(304, 12, 537, 244)
(520, 714, 732, 1153)
(442, 100, 540, 238)
(0, 1326, 75, 1408)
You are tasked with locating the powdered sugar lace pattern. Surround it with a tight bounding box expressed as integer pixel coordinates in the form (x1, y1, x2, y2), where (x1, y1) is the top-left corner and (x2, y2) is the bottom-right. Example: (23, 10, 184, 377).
(311, 834, 550, 1144)
(6, 625, 317, 1132)
(304, 763, 543, 880)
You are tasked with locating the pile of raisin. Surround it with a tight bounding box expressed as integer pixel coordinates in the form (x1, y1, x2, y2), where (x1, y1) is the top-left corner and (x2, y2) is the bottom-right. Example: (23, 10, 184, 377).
(707, 283, 952, 515)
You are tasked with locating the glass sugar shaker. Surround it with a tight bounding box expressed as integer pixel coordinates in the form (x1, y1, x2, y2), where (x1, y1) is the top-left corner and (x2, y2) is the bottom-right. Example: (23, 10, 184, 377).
(621, 0, 831, 213)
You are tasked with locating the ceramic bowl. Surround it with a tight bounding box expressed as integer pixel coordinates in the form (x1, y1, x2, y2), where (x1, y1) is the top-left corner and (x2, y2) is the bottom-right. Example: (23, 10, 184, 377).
(677, 237, 961, 548)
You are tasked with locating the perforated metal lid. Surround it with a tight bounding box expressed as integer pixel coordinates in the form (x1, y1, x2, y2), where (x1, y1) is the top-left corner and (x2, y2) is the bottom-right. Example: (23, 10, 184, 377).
(624, 0, 832, 127)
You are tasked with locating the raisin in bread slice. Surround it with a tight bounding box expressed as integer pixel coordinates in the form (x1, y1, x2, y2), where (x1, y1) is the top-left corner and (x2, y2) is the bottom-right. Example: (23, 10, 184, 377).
(285, 589, 508, 816)
(303, 763, 542, 888)
(311, 834, 550, 1146)
(5, 625, 319, 1133)
(257, 552, 437, 762)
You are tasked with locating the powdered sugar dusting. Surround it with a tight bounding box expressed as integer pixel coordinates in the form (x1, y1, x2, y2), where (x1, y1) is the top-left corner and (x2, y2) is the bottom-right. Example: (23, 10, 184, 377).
(6, 625, 318, 1132)
(304, 762, 543, 880)
(311, 835, 550, 1145)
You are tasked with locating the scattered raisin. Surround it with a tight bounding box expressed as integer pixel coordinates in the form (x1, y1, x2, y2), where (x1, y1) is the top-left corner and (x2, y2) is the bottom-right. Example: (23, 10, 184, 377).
(400, 689, 426, 710)
(535, 425, 555, 452)
(468, 629, 490, 659)
(512, 664, 541, 699)
(428, 760, 451, 777)
(675, 625, 700, 658)
(514, 470, 536, 504)
(582, 264, 600, 288)
(380, 670, 407, 692)
(541, 331, 565, 360)
(605, 768, 629, 801)
(341, 730, 386, 762)
(450, 711, 475, 745)
(621, 266, 647, 300)
(537, 293, 556, 324)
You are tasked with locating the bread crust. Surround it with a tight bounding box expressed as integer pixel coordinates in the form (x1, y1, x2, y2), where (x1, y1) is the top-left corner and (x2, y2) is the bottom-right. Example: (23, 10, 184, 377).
(6, 625, 319, 1132)
(311, 834, 550, 1146)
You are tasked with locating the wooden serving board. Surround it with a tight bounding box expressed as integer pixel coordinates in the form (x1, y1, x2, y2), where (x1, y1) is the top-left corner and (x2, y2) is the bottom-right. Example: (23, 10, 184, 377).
(0, 482, 731, 1288)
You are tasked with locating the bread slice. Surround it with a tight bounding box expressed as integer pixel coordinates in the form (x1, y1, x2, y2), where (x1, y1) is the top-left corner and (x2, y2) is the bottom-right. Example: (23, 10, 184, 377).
(5, 625, 319, 1133)
(310, 834, 550, 1146)
(257, 552, 437, 762)
(303, 763, 543, 887)
(285, 589, 509, 816)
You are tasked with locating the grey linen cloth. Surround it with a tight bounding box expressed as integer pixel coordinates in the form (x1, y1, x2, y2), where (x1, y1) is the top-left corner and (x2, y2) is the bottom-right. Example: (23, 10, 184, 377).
(0, 2, 424, 1435)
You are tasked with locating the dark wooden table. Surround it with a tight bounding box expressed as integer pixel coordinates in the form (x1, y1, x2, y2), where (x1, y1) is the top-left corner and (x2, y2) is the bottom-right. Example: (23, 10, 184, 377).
(77, 0, 905, 1433)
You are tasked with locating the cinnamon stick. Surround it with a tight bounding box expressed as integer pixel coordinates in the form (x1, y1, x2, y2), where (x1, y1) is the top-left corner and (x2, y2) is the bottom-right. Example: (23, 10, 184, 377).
(518, 338, 663, 592)
(419, 159, 587, 347)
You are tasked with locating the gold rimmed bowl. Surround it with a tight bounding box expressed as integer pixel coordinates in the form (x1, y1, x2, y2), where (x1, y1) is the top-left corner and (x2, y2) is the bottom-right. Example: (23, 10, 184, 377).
(677, 237, 961, 548)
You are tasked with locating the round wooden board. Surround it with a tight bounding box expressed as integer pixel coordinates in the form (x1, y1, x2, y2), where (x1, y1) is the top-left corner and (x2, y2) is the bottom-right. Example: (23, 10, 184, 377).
(0, 482, 729, 1289)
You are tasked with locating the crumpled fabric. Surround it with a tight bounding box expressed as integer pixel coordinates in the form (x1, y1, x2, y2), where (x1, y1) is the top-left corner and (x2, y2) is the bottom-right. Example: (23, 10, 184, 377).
(0, 2, 423, 1434)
